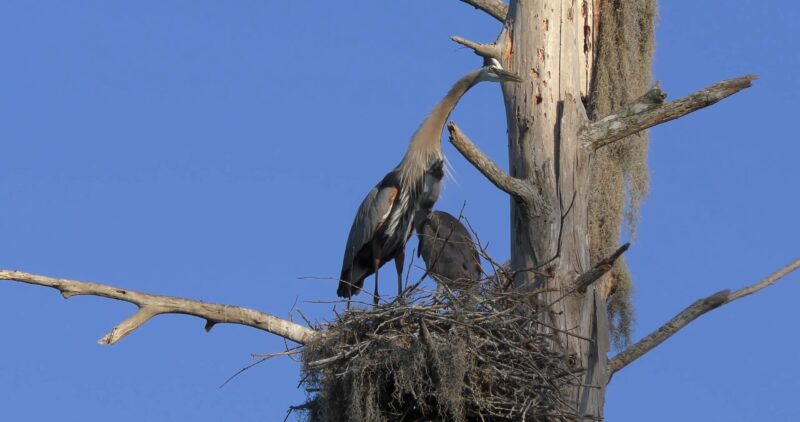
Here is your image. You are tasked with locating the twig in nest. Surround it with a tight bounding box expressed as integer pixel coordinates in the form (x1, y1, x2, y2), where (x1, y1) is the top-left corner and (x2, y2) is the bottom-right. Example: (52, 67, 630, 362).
(220, 348, 302, 388)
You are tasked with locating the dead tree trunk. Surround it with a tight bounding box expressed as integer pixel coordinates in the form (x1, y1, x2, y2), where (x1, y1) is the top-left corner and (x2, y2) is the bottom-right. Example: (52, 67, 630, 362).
(451, 0, 753, 418)
(455, 1, 614, 415)
(504, 1, 606, 415)
(449, 6, 610, 417)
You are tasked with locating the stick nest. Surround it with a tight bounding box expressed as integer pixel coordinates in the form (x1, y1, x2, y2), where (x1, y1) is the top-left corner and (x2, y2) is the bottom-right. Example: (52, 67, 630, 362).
(299, 288, 583, 421)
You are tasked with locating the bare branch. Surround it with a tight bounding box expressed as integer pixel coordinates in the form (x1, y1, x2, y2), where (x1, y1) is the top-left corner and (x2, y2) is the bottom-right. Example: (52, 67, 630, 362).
(581, 75, 756, 150)
(457, 0, 508, 22)
(608, 258, 800, 375)
(0, 269, 317, 345)
(451, 36, 501, 61)
(727, 260, 800, 301)
(447, 121, 534, 201)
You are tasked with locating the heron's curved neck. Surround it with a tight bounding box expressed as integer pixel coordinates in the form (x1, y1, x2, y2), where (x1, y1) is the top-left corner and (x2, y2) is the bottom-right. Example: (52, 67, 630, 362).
(406, 69, 482, 155)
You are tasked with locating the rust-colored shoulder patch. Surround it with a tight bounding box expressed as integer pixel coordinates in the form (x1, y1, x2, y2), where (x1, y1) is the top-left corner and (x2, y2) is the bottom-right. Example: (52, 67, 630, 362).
(375, 187, 399, 231)
(385, 186, 398, 206)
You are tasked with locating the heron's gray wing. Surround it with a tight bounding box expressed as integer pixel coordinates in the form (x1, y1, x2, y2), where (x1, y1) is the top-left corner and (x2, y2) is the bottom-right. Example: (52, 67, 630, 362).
(341, 184, 398, 271)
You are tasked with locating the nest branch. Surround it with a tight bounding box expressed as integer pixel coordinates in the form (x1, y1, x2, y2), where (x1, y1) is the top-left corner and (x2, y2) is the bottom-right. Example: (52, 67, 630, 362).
(0, 269, 315, 345)
(608, 257, 800, 375)
(581, 75, 756, 150)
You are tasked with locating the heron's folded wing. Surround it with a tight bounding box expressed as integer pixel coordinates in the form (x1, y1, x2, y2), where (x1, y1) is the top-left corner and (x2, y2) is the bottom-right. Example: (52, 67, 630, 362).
(341, 185, 398, 270)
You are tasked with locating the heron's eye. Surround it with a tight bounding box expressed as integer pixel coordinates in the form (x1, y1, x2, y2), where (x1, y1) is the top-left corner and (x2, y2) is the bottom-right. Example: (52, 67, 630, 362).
(488, 58, 503, 69)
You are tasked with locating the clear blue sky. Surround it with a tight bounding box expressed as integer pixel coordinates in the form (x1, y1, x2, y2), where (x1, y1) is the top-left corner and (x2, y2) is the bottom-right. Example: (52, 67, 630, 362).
(1, 1, 798, 420)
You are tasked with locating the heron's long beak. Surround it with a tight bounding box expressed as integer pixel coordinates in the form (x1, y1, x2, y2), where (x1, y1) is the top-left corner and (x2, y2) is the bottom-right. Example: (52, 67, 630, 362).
(496, 68, 523, 83)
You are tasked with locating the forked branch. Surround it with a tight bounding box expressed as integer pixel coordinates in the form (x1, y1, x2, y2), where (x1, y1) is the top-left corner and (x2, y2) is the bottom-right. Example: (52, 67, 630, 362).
(447, 121, 536, 202)
(581, 75, 756, 150)
(0, 269, 316, 345)
(457, 0, 508, 22)
(608, 258, 800, 376)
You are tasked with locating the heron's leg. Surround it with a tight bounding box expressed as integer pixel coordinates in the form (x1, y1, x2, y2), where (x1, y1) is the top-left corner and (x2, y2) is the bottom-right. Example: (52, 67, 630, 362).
(394, 248, 405, 299)
(372, 261, 380, 306)
(372, 241, 381, 306)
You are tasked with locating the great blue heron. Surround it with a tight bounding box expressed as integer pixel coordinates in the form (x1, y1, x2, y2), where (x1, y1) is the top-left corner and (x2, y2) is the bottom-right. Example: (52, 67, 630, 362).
(414, 210, 482, 298)
(337, 63, 521, 305)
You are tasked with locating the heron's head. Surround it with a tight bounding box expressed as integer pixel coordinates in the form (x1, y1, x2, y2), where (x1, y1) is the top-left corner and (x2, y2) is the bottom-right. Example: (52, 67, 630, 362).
(478, 58, 522, 83)
(425, 158, 445, 182)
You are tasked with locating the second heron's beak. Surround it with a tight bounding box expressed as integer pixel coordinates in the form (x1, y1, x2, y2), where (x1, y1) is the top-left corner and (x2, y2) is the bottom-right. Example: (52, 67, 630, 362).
(495, 68, 523, 83)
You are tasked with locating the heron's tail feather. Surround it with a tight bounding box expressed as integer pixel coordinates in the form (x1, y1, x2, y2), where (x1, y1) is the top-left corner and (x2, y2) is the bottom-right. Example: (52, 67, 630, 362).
(336, 264, 373, 298)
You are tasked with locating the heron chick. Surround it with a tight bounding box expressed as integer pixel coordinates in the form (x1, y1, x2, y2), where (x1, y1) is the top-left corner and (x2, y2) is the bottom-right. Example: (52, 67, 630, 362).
(414, 210, 482, 301)
(337, 64, 521, 306)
